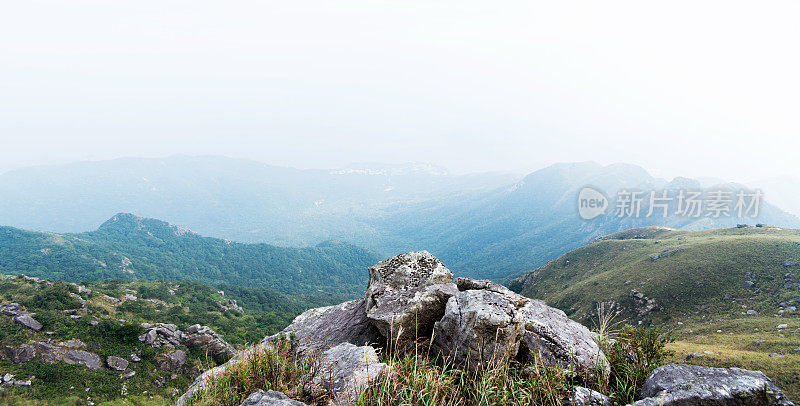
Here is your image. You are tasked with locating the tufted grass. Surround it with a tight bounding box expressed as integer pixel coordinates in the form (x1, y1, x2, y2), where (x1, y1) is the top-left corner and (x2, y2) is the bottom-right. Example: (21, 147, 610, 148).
(183, 335, 318, 406)
(185, 320, 673, 406)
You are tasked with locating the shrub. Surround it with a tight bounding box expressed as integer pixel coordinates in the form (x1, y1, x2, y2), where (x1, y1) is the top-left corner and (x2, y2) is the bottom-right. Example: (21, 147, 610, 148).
(599, 325, 673, 405)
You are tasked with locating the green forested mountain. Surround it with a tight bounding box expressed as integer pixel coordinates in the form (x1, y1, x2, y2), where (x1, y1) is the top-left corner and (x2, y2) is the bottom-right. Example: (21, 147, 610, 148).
(0, 213, 380, 297)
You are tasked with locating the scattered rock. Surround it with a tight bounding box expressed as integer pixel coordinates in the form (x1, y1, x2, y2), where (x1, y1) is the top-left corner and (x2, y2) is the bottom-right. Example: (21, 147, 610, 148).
(120, 369, 136, 380)
(742, 281, 755, 289)
(777, 324, 788, 329)
(364, 251, 458, 349)
(239, 390, 307, 406)
(14, 315, 43, 331)
(783, 261, 794, 267)
(2, 345, 35, 364)
(632, 364, 793, 406)
(62, 350, 102, 370)
(747, 310, 759, 315)
(629, 290, 659, 316)
(685, 352, 704, 361)
(106, 356, 129, 371)
(0, 303, 33, 317)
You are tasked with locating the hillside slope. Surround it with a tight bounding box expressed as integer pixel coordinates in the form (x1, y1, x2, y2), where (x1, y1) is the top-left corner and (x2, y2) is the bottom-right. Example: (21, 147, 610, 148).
(509, 226, 800, 398)
(0, 213, 380, 297)
(510, 226, 800, 323)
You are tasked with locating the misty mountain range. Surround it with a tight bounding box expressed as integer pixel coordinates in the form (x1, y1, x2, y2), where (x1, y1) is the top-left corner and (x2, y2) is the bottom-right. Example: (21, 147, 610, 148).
(1, 156, 797, 282)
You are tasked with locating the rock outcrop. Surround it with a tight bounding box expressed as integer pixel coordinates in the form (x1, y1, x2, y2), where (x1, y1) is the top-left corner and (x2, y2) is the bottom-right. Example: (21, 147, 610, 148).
(184, 324, 236, 361)
(180, 252, 613, 404)
(632, 364, 794, 406)
(240, 390, 308, 406)
(364, 251, 458, 349)
(265, 299, 381, 353)
(139, 323, 236, 363)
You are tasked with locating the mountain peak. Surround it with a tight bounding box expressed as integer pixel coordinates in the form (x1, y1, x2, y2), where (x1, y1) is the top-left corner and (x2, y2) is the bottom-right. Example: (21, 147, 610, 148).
(97, 213, 196, 238)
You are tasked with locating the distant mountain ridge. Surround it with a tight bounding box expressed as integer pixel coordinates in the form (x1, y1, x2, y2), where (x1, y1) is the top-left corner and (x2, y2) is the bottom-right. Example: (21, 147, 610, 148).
(0, 156, 797, 282)
(0, 213, 380, 297)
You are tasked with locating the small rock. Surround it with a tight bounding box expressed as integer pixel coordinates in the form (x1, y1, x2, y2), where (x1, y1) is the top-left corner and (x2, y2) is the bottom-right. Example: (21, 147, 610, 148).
(106, 356, 129, 371)
(563, 386, 611, 406)
(14, 315, 43, 331)
(685, 352, 704, 361)
(239, 390, 308, 406)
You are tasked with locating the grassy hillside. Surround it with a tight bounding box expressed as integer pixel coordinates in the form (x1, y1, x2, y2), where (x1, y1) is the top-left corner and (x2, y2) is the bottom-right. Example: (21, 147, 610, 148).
(0, 213, 380, 297)
(510, 225, 800, 399)
(0, 275, 306, 404)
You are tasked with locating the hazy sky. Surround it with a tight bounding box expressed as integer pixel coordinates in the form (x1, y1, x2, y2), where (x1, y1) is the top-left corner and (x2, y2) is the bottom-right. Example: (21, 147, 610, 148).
(2, 1, 798, 181)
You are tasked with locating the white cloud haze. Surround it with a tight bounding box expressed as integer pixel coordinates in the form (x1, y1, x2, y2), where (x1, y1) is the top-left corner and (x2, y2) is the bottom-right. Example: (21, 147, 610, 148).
(1, 1, 798, 181)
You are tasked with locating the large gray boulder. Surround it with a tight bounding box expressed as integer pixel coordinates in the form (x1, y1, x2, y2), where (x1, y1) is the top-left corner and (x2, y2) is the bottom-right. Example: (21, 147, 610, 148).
(310, 343, 388, 405)
(183, 324, 236, 362)
(632, 364, 794, 406)
(431, 289, 524, 372)
(517, 299, 609, 381)
(239, 390, 308, 406)
(364, 251, 458, 349)
(441, 278, 608, 381)
(265, 299, 381, 353)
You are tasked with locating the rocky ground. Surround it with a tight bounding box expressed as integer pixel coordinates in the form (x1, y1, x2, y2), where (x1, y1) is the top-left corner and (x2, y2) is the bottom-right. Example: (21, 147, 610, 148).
(0, 275, 246, 404)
